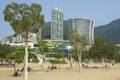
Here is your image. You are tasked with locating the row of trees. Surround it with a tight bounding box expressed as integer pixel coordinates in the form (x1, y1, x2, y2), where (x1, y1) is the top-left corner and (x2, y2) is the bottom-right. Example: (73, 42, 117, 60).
(0, 36, 118, 71)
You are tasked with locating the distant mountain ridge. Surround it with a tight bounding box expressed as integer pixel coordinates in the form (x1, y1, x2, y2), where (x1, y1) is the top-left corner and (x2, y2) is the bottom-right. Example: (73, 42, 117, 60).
(94, 18, 120, 44)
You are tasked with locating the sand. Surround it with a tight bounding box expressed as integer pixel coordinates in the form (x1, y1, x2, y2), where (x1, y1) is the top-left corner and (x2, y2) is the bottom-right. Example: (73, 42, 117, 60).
(0, 63, 120, 80)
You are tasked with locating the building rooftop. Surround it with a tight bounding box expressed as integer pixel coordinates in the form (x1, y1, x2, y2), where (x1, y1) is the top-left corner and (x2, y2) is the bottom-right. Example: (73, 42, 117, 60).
(53, 7, 62, 12)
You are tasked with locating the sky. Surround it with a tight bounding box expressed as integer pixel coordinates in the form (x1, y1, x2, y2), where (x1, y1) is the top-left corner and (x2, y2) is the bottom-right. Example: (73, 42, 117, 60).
(0, 0, 120, 38)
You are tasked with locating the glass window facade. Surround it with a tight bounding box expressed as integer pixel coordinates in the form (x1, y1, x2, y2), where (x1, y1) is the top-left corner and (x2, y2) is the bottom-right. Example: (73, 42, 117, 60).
(51, 8, 63, 40)
(68, 18, 94, 45)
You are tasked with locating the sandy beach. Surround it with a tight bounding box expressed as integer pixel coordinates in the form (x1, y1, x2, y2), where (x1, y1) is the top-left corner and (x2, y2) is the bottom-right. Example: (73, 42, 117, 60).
(0, 63, 120, 80)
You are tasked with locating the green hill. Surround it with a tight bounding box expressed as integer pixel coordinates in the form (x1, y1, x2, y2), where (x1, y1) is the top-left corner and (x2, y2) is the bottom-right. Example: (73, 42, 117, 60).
(42, 22, 51, 39)
(94, 18, 120, 44)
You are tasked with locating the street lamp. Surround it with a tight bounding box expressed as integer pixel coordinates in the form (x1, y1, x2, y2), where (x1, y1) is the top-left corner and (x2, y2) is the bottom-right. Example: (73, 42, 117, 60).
(67, 46, 72, 68)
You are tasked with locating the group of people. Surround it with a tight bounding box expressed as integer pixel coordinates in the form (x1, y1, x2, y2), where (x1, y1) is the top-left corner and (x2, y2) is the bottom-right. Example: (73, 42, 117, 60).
(81, 64, 99, 69)
(81, 64, 90, 69)
(46, 65, 57, 72)
(13, 68, 24, 77)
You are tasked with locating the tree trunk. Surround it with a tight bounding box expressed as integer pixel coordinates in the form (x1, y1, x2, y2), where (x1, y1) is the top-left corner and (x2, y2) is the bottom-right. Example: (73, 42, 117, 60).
(13, 61, 16, 73)
(1, 58, 3, 65)
(58, 59, 60, 69)
(77, 48, 81, 72)
(69, 52, 73, 68)
(24, 30, 29, 80)
(39, 28, 42, 40)
(102, 58, 105, 68)
(41, 54, 45, 70)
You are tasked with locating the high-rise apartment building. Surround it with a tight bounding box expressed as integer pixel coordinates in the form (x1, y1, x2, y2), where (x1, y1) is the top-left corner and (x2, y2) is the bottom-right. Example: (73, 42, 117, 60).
(68, 18, 94, 45)
(51, 7, 63, 40)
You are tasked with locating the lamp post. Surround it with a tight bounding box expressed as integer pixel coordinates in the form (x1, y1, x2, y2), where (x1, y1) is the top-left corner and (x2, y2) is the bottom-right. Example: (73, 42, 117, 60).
(67, 46, 72, 68)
